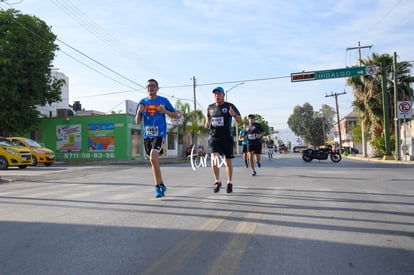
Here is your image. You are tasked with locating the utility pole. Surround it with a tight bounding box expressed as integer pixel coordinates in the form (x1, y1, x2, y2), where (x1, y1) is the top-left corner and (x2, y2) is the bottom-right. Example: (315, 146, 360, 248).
(381, 61, 392, 159)
(393, 52, 400, 161)
(326, 91, 347, 154)
(346, 41, 373, 66)
(346, 41, 373, 158)
(192, 76, 197, 111)
(225, 82, 245, 155)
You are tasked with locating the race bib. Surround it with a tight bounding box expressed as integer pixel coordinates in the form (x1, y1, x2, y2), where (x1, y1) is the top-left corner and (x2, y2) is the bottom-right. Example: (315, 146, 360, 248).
(248, 134, 256, 140)
(211, 117, 224, 127)
(146, 126, 159, 136)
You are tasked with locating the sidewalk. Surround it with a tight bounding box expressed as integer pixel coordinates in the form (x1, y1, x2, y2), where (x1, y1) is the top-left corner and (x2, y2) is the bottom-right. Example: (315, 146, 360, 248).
(346, 154, 414, 165)
(53, 156, 188, 166)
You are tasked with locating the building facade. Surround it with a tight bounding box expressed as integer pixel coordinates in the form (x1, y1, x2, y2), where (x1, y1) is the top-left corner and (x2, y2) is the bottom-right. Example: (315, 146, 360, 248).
(33, 114, 179, 162)
(333, 109, 364, 153)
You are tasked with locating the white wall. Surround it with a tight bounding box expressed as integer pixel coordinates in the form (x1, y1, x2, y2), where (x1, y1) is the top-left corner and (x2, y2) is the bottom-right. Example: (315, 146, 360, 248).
(37, 71, 70, 117)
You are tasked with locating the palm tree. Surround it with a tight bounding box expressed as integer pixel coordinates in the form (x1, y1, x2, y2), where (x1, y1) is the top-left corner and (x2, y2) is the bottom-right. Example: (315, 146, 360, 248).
(172, 101, 206, 158)
(187, 109, 206, 145)
(347, 53, 413, 154)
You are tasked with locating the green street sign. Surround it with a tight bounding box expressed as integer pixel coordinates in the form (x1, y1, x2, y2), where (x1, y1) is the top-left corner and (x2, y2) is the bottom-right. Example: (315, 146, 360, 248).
(291, 65, 377, 82)
(316, 66, 376, 80)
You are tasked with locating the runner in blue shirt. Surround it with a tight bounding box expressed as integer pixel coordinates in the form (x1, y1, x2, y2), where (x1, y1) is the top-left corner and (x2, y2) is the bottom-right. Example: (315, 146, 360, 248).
(135, 79, 180, 198)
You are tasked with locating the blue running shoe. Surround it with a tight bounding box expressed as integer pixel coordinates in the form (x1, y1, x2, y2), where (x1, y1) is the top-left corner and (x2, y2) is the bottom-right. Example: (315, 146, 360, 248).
(155, 185, 163, 198)
(160, 183, 167, 196)
(251, 171, 257, 176)
(257, 162, 261, 168)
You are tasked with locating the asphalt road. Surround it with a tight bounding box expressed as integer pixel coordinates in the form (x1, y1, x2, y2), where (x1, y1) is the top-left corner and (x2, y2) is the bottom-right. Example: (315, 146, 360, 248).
(0, 154, 413, 275)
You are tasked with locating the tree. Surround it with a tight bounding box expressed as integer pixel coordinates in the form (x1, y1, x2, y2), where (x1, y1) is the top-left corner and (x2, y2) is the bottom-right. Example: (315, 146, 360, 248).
(287, 103, 335, 146)
(351, 119, 365, 143)
(240, 114, 270, 134)
(347, 53, 414, 154)
(319, 104, 336, 131)
(188, 108, 206, 145)
(0, 9, 62, 136)
(288, 103, 313, 144)
(172, 100, 206, 158)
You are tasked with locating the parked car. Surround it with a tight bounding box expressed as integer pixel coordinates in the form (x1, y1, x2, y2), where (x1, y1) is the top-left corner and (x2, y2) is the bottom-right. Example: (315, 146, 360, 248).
(293, 145, 307, 153)
(0, 137, 32, 169)
(7, 137, 55, 166)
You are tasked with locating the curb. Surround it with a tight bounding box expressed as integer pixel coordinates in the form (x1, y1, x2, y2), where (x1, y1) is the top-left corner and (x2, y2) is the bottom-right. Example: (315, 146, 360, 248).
(346, 155, 414, 165)
(52, 158, 189, 166)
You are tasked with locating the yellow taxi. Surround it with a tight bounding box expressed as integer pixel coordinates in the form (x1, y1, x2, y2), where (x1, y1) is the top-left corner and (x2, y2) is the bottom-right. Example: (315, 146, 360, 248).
(7, 137, 55, 166)
(0, 137, 32, 169)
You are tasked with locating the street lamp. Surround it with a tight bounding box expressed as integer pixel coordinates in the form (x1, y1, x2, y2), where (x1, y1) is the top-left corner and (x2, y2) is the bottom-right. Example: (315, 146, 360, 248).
(226, 82, 245, 102)
(225, 83, 245, 155)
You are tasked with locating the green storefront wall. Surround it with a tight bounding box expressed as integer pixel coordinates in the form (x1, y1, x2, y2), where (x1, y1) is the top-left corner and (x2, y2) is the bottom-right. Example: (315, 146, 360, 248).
(37, 114, 143, 162)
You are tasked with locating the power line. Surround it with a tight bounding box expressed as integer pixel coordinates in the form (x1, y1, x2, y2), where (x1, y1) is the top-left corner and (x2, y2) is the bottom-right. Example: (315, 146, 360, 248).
(0, 3, 147, 91)
(3, 2, 411, 110)
(162, 75, 290, 90)
(46, 0, 292, 93)
(72, 89, 140, 99)
(372, 0, 402, 27)
(0, 0, 24, 5)
(56, 38, 146, 89)
(49, 0, 143, 65)
(57, 48, 145, 91)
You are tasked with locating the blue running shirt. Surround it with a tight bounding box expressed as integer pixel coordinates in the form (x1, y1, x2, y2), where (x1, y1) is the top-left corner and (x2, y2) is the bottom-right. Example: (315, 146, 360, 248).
(137, 96, 176, 138)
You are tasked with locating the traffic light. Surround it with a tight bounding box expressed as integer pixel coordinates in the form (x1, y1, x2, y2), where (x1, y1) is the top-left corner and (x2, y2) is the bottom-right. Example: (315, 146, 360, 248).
(291, 72, 316, 82)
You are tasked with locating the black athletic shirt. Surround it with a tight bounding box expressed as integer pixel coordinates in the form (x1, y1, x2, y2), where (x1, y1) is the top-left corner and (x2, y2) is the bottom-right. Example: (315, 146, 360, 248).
(245, 123, 264, 145)
(207, 102, 241, 139)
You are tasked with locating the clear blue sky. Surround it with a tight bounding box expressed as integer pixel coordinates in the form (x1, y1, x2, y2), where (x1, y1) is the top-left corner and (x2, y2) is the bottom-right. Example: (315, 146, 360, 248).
(2, 0, 413, 142)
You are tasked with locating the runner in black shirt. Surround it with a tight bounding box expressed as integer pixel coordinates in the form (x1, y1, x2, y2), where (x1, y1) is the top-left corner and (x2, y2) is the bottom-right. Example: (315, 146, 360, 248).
(205, 87, 242, 193)
(245, 114, 264, 176)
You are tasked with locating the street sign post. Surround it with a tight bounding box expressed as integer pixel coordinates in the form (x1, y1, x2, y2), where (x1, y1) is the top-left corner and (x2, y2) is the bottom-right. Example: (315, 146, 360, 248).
(397, 101, 412, 119)
(291, 72, 316, 82)
(170, 110, 183, 124)
(291, 65, 377, 82)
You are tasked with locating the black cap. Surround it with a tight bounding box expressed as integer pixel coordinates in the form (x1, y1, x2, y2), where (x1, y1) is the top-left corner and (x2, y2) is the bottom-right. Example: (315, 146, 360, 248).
(248, 114, 255, 119)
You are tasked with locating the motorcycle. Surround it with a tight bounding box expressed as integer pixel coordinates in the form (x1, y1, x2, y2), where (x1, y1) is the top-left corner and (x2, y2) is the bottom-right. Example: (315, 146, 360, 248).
(302, 145, 342, 163)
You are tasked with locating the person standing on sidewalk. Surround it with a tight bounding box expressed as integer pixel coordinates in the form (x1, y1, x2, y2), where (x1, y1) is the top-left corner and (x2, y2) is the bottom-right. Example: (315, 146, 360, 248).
(245, 114, 264, 176)
(205, 87, 242, 193)
(135, 79, 180, 198)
